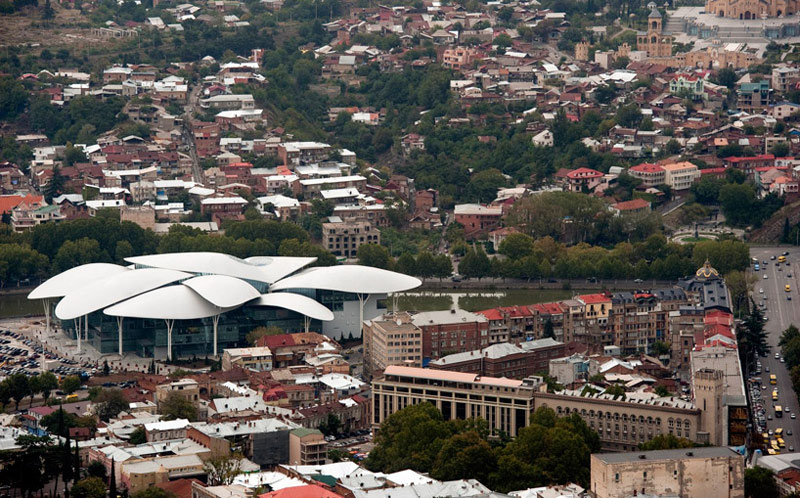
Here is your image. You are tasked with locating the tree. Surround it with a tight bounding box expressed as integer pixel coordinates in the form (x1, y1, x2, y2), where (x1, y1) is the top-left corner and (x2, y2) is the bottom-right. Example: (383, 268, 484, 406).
(715, 67, 737, 89)
(654, 385, 672, 397)
(44, 166, 67, 203)
(160, 391, 198, 421)
(128, 426, 147, 445)
(395, 252, 416, 275)
(33, 371, 58, 403)
(87, 461, 107, 481)
(246, 325, 283, 346)
(459, 246, 491, 280)
(745, 466, 778, 498)
(60, 375, 82, 395)
(94, 389, 129, 422)
(7, 373, 30, 410)
(430, 431, 497, 484)
(465, 168, 507, 204)
(498, 233, 535, 260)
(71, 477, 107, 498)
(318, 413, 342, 436)
(357, 243, 392, 269)
(651, 341, 671, 356)
(639, 434, 694, 451)
(204, 453, 243, 485)
(615, 104, 642, 128)
(131, 489, 177, 498)
(0, 435, 60, 496)
(365, 402, 453, 473)
(543, 319, 555, 339)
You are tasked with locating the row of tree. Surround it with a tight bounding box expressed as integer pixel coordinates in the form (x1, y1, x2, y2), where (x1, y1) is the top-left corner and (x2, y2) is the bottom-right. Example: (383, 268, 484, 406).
(0, 215, 337, 286)
(364, 403, 600, 493)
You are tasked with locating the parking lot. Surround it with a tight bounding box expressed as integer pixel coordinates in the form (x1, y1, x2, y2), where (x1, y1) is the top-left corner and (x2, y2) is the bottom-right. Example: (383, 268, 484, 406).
(0, 329, 94, 381)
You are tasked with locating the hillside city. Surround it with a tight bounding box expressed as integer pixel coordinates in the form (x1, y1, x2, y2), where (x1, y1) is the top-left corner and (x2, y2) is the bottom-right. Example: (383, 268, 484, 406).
(8, 0, 800, 496)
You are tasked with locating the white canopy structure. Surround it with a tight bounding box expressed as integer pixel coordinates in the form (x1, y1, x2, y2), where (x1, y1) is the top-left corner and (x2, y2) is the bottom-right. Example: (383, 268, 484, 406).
(27, 263, 129, 339)
(269, 265, 422, 294)
(270, 266, 422, 337)
(182, 275, 261, 356)
(30, 253, 420, 360)
(126, 253, 317, 285)
(253, 292, 335, 333)
(55, 268, 192, 321)
(104, 286, 233, 361)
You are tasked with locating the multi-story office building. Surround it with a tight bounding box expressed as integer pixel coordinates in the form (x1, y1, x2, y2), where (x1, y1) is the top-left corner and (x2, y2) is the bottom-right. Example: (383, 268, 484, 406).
(363, 311, 423, 379)
(372, 365, 541, 437)
(371, 365, 720, 450)
(413, 309, 489, 361)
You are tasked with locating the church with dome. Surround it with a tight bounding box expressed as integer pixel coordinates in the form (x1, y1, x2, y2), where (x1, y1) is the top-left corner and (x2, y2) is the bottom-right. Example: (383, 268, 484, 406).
(678, 259, 730, 313)
(704, 0, 799, 19)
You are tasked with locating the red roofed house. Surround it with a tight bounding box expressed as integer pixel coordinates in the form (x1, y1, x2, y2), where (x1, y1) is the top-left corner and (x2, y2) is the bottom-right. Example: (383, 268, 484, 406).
(564, 167, 604, 192)
(259, 485, 343, 498)
(628, 163, 665, 187)
(611, 198, 651, 216)
(722, 154, 775, 177)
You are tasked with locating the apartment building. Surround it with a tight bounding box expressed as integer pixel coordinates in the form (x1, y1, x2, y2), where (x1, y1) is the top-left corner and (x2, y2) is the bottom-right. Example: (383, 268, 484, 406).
(321, 220, 379, 259)
(428, 339, 566, 379)
(662, 161, 701, 191)
(628, 163, 666, 187)
(221, 346, 273, 372)
(288, 428, 327, 466)
(610, 288, 688, 354)
(411, 309, 489, 361)
(156, 379, 200, 408)
(372, 365, 541, 437)
(590, 447, 744, 498)
(363, 311, 423, 379)
(454, 204, 502, 239)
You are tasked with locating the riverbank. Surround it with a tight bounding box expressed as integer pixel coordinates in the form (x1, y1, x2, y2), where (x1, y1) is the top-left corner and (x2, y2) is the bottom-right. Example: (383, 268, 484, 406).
(418, 278, 677, 291)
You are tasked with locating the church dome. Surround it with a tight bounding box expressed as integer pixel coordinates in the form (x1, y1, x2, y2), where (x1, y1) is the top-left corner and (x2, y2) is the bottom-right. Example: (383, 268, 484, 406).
(695, 259, 720, 279)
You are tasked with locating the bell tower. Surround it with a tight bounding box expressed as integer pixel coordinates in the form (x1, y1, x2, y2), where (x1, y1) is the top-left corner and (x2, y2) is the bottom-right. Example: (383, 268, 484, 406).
(648, 2, 662, 34)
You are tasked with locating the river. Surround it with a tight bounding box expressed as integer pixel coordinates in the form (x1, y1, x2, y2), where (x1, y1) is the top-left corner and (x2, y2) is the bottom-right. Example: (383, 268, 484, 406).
(0, 291, 43, 318)
(391, 288, 586, 312)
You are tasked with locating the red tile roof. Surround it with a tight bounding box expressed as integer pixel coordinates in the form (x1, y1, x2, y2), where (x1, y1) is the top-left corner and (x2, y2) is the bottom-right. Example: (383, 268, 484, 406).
(577, 293, 611, 304)
(259, 485, 343, 498)
(0, 194, 44, 214)
(155, 479, 203, 498)
(629, 163, 664, 173)
(476, 308, 503, 321)
(530, 302, 565, 315)
(613, 198, 650, 211)
(566, 167, 603, 180)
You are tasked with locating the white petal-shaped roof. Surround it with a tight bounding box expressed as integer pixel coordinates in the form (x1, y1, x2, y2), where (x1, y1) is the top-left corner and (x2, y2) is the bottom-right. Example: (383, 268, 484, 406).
(29, 263, 130, 300)
(268, 265, 422, 294)
(253, 292, 335, 321)
(126, 253, 316, 284)
(55, 268, 192, 320)
(104, 285, 229, 320)
(182, 275, 260, 308)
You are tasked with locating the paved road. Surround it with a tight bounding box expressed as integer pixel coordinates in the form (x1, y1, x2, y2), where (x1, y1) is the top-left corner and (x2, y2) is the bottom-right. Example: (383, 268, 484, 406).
(750, 247, 800, 452)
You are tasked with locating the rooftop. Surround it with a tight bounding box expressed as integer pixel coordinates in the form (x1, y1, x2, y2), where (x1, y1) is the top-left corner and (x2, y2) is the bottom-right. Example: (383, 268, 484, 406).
(593, 446, 739, 464)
